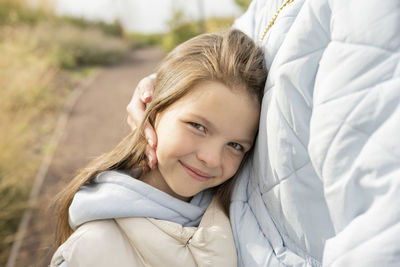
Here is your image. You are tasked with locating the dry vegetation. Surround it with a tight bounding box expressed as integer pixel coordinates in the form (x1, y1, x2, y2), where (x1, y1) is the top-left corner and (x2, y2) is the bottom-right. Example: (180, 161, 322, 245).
(0, 0, 128, 264)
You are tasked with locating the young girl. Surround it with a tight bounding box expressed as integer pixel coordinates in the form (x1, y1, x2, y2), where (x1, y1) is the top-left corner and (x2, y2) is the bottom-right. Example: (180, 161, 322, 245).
(51, 29, 267, 267)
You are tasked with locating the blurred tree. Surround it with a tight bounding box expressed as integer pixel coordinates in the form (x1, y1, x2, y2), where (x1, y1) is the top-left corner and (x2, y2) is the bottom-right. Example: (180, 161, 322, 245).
(235, 0, 252, 12)
(162, 10, 199, 52)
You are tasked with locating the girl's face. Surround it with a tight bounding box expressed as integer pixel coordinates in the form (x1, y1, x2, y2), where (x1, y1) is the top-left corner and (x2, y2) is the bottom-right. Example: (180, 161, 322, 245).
(142, 81, 260, 201)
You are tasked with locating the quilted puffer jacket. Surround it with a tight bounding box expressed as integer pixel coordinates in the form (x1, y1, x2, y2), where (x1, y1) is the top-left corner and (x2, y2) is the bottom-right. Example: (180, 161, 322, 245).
(51, 197, 237, 267)
(231, 0, 400, 266)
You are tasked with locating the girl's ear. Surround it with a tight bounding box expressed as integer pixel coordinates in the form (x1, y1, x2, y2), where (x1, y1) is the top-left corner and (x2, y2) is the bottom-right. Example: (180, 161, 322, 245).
(150, 113, 161, 146)
(152, 110, 164, 130)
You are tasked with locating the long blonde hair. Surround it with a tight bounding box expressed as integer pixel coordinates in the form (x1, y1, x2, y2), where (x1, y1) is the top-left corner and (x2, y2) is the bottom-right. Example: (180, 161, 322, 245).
(54, 29, 267, 245)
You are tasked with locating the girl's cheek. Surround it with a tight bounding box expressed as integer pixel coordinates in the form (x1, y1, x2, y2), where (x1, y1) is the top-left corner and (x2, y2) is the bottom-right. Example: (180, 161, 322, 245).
(223, 154, 243, 178)
(177, 128, 198, 145)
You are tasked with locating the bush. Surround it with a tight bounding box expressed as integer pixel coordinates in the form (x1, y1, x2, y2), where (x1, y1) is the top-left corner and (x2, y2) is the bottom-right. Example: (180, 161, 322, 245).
(162, 10, 200, 52)
(35, 23, 128, 69)
(0, 25, 68, 264)
(128, 32, 163, 49)
(161, 10, 236, 52)
(0, 0, 52, 25)
(204, 17, 235, 33)
(58, 16, 123, 37)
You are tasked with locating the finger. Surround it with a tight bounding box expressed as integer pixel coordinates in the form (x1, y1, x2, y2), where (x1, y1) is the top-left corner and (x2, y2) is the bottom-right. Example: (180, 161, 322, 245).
(139, 76, 155, 103)
(141, 91, 152, 102)
(145, 144, 158, 170)
(140, 86, 153, 103)
(142, 165, 150, 173)
(144, 121, 157, 148)
(126, 76, 155, 131)
(126, 116, 137, 131)
(126, 92, 146, 131)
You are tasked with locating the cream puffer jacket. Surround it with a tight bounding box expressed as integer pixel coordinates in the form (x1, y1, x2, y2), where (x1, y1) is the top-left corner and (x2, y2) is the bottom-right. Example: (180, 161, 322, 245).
(50, 197, 237, 267)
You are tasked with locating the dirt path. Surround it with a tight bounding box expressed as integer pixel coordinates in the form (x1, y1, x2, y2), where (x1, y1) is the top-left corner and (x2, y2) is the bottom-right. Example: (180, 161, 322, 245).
(12, 47, 165, 267)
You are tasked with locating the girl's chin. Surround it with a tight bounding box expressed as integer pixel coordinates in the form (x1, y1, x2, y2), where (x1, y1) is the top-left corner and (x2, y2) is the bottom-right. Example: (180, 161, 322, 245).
(170, 190, 192, 202)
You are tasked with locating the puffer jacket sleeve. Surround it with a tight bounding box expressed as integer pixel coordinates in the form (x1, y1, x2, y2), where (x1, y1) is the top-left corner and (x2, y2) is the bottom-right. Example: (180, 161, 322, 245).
(232, 0, 258, 39)
(308, 0, 400, 266)
(233, 0, 275, 41)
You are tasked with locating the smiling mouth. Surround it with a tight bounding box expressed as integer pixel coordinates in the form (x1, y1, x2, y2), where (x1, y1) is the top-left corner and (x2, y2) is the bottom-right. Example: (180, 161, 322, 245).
(179, 161, 213, 182)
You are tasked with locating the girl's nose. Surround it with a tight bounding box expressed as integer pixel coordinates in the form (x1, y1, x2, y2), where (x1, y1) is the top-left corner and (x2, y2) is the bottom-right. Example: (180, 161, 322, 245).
(196, 144, 224, 169)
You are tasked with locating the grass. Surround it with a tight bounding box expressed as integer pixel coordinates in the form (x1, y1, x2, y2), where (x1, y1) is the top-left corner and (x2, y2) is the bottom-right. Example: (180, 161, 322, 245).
(128, 32, 164, 49)
(36, 22, 128, 69)
(0, 24, 69, 264)
(0, 0, 129, 264)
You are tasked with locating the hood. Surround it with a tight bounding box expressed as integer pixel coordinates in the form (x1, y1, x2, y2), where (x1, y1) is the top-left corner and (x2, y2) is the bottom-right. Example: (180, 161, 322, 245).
(69, 170, 213, 229)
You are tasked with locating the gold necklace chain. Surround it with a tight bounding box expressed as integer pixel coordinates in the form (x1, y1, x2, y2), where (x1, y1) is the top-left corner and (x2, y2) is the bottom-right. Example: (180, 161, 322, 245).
(259, 0, 295, 44)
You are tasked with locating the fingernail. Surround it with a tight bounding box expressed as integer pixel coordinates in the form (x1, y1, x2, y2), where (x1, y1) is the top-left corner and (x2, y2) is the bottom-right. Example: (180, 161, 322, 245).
(142, 91, 151, 101)
(147, 138, 154, 148)
(151, 162, 157, 170)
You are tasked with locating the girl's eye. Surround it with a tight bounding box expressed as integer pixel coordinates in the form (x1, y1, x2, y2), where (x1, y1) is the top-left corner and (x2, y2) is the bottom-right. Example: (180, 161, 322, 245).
(228, 142, 244, 152)
(189, 122, 206, 133)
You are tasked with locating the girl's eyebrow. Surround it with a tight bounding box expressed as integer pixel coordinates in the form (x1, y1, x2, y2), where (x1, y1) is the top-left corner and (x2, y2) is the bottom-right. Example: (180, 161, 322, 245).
(190, 114, 214, 130)
(190, 114, 254, 147)
(232, 138, 253, 148)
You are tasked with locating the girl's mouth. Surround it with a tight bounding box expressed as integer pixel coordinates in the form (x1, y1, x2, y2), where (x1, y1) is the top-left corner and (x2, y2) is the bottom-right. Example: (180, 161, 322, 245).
(179, 161, 213, 182)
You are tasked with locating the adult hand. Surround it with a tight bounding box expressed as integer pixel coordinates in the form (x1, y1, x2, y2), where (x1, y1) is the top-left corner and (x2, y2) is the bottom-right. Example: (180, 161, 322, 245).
(126, 75, 158, 169)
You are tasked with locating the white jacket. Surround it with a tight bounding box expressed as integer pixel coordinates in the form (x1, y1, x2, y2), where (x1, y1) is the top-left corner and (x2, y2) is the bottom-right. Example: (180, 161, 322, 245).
(51, 197, 237, 267)
(232, 0, 400, 266)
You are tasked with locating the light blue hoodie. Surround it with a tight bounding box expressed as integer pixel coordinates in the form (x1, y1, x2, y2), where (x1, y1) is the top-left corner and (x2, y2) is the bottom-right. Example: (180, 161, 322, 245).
(69, 170, 213, 229)
(55, 170, 213, 267)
